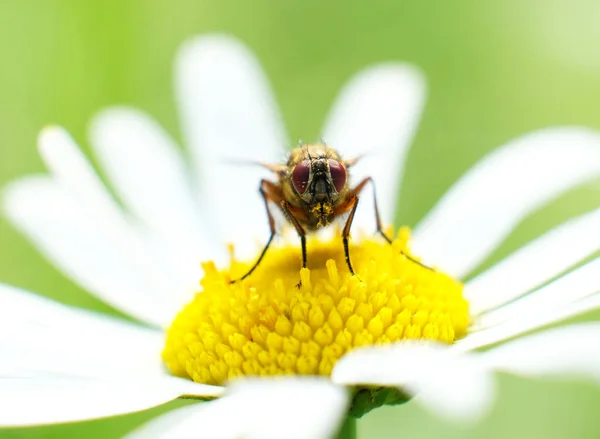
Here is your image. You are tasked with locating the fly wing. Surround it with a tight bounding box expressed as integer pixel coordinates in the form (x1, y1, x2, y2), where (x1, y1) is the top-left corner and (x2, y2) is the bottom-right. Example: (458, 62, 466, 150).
(259, 162, 288, 175)
(222, 157, 287, 176)
(343, 155, 362, 169)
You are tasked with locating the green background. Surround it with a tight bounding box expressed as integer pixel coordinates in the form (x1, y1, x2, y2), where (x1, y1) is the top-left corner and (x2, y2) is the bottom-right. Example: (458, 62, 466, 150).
(2, 0, 600, 437)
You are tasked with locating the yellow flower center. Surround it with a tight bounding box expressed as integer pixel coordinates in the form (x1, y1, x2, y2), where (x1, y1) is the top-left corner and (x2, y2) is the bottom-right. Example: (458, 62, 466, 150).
(163, 228, 469, 386)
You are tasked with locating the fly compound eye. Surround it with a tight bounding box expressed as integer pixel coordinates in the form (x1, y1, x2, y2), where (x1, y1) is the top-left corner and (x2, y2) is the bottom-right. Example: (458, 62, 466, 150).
(292, 160, 311, 194)
(328, 159, 347, 193)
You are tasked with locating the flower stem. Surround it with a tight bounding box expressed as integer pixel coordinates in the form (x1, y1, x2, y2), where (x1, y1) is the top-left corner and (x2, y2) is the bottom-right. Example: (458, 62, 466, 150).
(336, 416, 357, 439)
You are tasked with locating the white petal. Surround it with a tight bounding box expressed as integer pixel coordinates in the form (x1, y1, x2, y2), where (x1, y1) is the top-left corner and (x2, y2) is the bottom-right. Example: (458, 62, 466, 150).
(0, 283, 164, 377)
(7, 127, 187, 326)
(481, 323, 600, 381)
(456, 293, 600, 352)
(466, 207, 600, 315)
(126, 378, 348, 439)
(322, 64, 426, 230)
(0, 375, 180, 427)
(124, 401, 234, 439)
(3, 177, 175, 327)
(412, 128, 600, 278)
(474, 256, 600, 330)
(176, 34, 286, 259)
(228, 379, 348, 439)
(90, 108, 210, 299)
(332, 342, 494, 422)
(37, 126, 128, 228)
(0, 283, 223, 398)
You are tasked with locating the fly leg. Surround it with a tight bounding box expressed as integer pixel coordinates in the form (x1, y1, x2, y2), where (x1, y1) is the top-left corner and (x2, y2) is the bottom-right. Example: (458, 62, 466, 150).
(281, 200, 307, 287)
(341, 196, 360, 277)
(231, 180, 278, 282)
(350, 177, 433, 271)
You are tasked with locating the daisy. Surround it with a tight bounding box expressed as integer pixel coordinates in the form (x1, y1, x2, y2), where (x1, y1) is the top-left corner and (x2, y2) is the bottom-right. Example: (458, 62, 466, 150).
(3, 33, 600, 439)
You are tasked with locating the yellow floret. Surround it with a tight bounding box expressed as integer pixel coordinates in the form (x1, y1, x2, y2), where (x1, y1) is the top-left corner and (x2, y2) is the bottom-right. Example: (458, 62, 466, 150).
(163, 227, 468, 385)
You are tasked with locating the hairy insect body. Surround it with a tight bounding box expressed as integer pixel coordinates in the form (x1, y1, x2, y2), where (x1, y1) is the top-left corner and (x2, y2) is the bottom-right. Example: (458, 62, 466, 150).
(280, 144, 349, 229)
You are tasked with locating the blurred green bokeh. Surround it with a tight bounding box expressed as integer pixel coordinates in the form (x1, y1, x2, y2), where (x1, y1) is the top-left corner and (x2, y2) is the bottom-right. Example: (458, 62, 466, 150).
(2, 0, 600, 437)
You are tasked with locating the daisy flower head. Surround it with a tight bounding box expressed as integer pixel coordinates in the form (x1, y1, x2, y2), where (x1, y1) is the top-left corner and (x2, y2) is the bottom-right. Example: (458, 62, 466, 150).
(4, 33, 600, 438)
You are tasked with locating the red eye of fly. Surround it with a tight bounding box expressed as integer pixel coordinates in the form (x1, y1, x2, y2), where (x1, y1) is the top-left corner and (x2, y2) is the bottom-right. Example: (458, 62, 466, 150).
(328, 159, 347, 193)
(292, 160, 311, 194)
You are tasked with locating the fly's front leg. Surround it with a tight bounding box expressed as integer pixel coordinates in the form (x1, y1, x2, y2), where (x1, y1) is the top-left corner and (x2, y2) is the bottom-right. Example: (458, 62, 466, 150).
(349, 177, 433, 271)
(281, 200, 307, 287)
(231, 179, 278, 283)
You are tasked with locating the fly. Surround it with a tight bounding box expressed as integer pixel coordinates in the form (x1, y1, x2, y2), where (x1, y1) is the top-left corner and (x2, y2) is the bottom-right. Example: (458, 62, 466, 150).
(232, 143, 431, 282)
